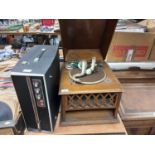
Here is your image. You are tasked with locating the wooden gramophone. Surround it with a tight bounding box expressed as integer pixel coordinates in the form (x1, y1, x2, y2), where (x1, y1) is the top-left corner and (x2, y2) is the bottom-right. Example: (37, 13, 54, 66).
(59, 20, 122, 126)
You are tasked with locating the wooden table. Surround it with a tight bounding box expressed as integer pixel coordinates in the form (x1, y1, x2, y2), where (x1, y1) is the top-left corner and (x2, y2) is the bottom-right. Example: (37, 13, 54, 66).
(114, 70, 155, 135)
(25, 113, 127, 135)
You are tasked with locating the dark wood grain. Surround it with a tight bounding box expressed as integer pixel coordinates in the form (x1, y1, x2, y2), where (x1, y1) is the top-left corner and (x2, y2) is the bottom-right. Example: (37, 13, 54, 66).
(59, 19, 117, 60)
(114, 70, 155, 135)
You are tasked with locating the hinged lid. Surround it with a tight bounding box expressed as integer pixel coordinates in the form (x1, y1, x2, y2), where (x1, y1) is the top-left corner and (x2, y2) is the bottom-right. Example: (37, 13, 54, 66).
(59, 19, 117, 60)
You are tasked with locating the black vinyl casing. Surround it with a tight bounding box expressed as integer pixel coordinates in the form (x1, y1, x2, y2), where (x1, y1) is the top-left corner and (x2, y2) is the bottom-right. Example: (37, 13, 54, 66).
(11, 45, 60, 132)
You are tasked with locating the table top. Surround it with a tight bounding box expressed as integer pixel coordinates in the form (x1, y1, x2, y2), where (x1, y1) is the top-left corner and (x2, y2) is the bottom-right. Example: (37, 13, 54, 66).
(25, 113, 127, 135)
(114, 70, 155, 121)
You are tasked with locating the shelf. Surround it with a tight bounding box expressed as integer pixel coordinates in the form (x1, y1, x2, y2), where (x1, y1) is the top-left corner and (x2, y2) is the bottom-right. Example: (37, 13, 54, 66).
(0, 23, 60, 35)
(0, 30, 60, 35)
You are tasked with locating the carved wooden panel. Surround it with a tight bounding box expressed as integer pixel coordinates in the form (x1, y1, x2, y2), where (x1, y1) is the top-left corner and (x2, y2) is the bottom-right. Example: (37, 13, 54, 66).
(66, 93, 119, 111)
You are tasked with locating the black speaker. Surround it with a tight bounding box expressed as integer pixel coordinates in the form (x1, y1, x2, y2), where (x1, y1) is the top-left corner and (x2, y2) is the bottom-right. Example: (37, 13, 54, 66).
(11, 45, 60, 132)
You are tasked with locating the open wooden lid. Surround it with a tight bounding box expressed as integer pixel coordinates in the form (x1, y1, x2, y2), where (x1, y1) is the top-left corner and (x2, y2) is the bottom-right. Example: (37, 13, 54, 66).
(59, 19, 117, 60)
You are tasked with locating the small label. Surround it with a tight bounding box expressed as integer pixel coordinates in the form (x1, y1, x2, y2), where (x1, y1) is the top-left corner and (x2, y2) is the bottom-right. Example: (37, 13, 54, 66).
(126, 49, 134, 62)
(61, 89, 69, 93)
(23, 69, 32, 73)
(4, 121, 11, 125)
(105, 78, 112, 83)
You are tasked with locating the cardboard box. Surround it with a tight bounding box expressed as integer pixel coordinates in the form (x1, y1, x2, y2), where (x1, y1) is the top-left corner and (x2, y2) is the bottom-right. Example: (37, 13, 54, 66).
(138, 20, 155, 32)
(106, 32, 155, 62)
(149, 39, 155, 60)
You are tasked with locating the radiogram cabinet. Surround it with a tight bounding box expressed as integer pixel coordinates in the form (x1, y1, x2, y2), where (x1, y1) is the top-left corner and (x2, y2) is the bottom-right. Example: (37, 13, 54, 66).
(59, 19, 122, 126)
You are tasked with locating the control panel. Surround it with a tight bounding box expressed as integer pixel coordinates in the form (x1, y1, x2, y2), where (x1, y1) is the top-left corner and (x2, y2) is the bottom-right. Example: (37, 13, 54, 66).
(32, 79, 46, 108)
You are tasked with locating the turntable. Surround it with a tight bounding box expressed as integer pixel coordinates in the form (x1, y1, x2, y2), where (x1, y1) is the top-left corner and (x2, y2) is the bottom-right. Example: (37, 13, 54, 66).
(59, 20, 122, 126)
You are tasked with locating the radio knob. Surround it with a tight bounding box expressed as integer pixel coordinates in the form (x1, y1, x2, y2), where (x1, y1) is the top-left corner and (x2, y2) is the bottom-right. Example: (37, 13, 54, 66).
(36, 94, 41, 100)
(33, 81, 39, 87)
(35, 88, 40, 94)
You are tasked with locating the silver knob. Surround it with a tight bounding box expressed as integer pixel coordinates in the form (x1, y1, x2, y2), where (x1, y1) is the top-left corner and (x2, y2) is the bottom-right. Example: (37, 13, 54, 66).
(35, 88, 40, 94)
(36, 94, 41, 100)
(33, 81, 39, 87)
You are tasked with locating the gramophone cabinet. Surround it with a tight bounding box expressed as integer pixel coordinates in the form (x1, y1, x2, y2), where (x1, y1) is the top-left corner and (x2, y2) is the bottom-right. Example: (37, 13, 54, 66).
(59, 19, 122, 126)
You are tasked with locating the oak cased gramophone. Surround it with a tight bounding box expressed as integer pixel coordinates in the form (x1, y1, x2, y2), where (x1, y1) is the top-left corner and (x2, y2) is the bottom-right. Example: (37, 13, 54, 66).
(59, 19, 122, 126)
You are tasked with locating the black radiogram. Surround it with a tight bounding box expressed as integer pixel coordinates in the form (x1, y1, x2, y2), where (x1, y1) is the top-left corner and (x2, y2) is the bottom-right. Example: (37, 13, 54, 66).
(11, 45, 60, 132)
